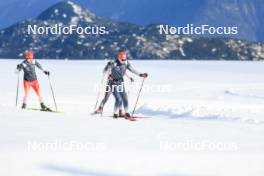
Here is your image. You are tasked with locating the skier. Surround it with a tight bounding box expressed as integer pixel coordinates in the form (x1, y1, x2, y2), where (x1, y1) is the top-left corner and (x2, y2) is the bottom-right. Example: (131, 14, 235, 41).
(103, 50, 148, 120)
(16, 51, 51, 111)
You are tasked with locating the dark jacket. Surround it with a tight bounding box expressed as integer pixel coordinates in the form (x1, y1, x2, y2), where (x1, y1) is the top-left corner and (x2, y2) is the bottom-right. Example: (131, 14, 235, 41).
(103, 59, 139, 82)
(17, 59, 44, 81)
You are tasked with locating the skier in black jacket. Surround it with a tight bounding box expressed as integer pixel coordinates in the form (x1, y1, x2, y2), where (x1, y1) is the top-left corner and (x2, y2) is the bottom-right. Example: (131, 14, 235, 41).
(16, 51, 51, 111)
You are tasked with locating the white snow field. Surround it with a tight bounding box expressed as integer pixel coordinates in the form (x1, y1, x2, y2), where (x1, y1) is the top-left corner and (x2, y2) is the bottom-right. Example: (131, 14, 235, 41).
(0, 59, 264, 176)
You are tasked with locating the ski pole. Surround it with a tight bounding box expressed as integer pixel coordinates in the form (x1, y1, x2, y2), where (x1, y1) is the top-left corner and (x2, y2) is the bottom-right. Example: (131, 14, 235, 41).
(48, 75, 58, 111)
(15, 73, 20, 107)
(94, 74, 105, 111)
(131, 77, 146, 117)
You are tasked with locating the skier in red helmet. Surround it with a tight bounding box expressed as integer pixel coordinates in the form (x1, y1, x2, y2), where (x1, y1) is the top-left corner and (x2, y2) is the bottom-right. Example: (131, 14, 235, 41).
(103, 50, 148, 120)
(16, 51, 51, 111)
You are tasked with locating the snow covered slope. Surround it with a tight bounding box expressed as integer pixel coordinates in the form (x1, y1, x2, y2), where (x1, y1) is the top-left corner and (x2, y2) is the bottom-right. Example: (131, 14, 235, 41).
(0, 60, 264, 176)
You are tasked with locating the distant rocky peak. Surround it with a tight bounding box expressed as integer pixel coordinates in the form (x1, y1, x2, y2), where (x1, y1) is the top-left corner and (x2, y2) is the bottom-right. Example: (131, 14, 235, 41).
(37, 1, 95, 24)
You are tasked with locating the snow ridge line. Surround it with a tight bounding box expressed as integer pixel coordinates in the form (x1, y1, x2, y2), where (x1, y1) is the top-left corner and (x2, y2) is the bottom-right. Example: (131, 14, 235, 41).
(136, 104, 264, 124)
(224, 90, 264, 100)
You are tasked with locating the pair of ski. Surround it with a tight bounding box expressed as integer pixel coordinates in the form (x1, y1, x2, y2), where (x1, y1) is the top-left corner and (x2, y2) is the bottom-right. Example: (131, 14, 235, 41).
(23, 108, 62, 113)
(90, 111, 146, 121)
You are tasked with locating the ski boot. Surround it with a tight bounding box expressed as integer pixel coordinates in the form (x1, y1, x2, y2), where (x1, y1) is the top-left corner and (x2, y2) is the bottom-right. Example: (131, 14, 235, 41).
(40, 103, 52, 112)
(21, 103, 26, 109)
(94, 107, 103, 114)
(113, 114, 119, 119)
(124, 113, 136, 121)
(119, 109, 125, 117)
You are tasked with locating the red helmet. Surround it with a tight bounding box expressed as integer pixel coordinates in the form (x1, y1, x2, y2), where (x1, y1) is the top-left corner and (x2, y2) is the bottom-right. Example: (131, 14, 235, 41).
(25, 51, 33, 60)
(118, 51, 127, 60)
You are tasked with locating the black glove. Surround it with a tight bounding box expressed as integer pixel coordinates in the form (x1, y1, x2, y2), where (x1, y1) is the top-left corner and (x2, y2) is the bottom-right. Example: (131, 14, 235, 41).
(44, 70, 50, 76)
(107, 61, 113, 66)
(130, 77, 134, 82)
(16, 64, 22, 70)
(139, 73, 148, 78)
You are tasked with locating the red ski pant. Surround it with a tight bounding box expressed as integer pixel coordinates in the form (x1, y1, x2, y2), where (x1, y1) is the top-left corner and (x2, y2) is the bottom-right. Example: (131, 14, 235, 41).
(23, 80, 42, 98)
